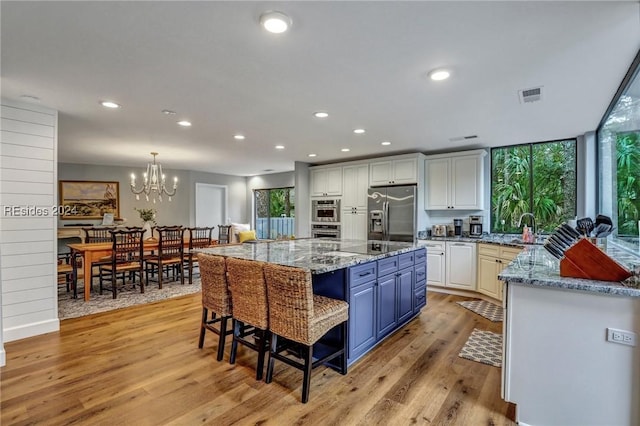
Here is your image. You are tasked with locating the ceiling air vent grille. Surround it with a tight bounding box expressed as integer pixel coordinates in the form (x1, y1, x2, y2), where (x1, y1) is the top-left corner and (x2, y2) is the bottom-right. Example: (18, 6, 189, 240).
(519, 86, 543, 103)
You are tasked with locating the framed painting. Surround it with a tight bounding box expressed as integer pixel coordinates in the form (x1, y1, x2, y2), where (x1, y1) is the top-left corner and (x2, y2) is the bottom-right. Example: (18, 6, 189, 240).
(59, 180, 120, 220)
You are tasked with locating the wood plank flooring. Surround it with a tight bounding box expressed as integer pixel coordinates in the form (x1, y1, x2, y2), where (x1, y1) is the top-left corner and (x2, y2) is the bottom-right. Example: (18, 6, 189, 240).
(1, 292, 516, 425)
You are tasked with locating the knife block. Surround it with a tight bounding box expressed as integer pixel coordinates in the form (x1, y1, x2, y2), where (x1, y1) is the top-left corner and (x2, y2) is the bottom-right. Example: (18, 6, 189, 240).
(559, 238, 631, 282)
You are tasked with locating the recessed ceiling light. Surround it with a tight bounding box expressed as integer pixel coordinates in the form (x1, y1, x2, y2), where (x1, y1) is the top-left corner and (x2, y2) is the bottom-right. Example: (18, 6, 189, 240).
(341, 148, 350, 152)
(177, 120, 192, 127)
(428, 68, 450, 81)
(353, 129, 365, 134)
(313, 112, 329, 118)
(275, 145, 285, 150)
(100, 101, 120, 108)
(234, 134, 245, 140)
(162, 109, 177, 115)
(260, 11, 292, 34)
(308, 153, 317, 157)
(381, 141, 391, 146)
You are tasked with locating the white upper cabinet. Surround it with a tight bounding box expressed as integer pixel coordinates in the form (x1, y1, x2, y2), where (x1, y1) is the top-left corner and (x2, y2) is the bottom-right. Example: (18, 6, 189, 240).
(369, 157, 417, 186)
(342, 164, 369, 210)
(310, 166, 342, 197)
(424, 150, 486, 210)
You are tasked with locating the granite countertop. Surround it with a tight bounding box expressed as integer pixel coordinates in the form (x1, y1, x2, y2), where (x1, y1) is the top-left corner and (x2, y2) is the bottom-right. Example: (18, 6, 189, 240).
(498, 244, 640, 297)
(197, 238, 424, 274)
(417, 234, 540, 249)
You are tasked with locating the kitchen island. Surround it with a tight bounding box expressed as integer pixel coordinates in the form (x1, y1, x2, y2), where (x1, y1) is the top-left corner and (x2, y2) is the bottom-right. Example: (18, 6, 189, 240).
(198, 238, 427, 367)
(498, 244, 640, 426)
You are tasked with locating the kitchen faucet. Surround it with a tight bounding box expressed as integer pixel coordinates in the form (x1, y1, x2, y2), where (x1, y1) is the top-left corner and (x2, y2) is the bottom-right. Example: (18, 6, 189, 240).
(517, 212, 537, 241)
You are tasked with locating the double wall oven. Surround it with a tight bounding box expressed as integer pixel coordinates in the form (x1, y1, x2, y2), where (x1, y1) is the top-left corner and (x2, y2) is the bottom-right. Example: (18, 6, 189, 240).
(311, 199, 341, 238)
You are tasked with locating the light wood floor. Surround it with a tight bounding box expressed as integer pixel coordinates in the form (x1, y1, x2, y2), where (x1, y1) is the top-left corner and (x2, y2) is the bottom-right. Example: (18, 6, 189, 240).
(1, 291, 515, 425)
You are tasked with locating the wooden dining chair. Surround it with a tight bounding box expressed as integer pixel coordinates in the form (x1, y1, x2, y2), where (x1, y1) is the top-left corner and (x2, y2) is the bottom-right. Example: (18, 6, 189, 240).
(144, 226, 185, 288)
(99, 229, 146, 299)
(197, 253, 233, 361)
(217, 225, 231, 245)
(263, 263, 349, 403)
(82, 226, 115, 287)
(225, 257, 270, 380)
(186, 226, 215, 284)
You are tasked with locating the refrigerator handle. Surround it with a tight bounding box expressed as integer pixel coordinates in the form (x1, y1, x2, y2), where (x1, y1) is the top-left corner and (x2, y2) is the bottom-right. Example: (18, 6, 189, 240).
(383, 201, 389, 240)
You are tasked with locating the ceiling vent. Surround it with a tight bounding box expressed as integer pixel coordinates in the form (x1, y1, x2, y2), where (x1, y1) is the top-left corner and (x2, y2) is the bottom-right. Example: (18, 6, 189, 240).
(449, 135, 478, 142)
(519, 86, 543, 103)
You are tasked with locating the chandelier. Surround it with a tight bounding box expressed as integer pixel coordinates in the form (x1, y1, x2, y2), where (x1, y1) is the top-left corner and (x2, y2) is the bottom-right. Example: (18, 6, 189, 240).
(130, 152, 178, 203)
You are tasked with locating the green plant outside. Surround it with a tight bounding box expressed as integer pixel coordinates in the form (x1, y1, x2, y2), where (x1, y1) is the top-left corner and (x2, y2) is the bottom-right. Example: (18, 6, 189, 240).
(616, 131, 640, 235)
(491, 140, 576, 233)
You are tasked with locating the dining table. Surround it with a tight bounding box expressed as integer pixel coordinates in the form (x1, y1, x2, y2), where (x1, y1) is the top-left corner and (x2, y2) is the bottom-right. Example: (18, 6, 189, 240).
(67, 238, 209, 301)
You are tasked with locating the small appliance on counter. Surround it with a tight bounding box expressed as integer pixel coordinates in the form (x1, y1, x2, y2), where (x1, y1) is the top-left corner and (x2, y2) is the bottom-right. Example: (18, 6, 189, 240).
(453, 218, 463, 237)
(432, 224, 447, 237)
(469, 215, 483, 237)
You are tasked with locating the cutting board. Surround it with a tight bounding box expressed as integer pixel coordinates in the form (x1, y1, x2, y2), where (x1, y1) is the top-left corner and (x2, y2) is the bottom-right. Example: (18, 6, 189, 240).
(559, 238, 631, 282)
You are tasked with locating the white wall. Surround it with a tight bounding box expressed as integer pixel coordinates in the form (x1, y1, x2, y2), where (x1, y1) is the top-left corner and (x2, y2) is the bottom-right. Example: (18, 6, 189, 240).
(1, 99, 60, 348)
(294, 162, 310, 238)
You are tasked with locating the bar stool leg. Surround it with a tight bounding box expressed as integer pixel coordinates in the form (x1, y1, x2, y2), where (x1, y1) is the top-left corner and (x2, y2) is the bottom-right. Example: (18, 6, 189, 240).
(265, 334, 278, 384)
(217, 316, 229, 362)
(301, 345, 313, 404)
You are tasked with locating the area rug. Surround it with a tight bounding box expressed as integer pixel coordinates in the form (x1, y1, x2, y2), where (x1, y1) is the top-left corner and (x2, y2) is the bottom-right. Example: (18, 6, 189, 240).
(458, 328, 502, 368)
(456, 299, 503, 322)
(58, 278, 201, 320)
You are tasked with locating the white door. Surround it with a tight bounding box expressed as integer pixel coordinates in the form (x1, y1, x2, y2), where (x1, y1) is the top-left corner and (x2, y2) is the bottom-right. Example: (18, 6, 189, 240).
(195, 183, 228, 230)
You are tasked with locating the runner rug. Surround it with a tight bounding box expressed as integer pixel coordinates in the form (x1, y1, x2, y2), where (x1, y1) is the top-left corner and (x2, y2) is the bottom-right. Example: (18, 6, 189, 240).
(456, 299, 503, 322)
(58, 278, 201, 320)
(458, 328, 502, 368)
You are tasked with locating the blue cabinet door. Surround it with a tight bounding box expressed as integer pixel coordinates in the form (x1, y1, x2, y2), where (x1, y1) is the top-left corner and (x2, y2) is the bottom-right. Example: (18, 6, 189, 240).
(397, 268, 414, 324)
(349, 280, 377, 361)
(377, 274, 397, 339)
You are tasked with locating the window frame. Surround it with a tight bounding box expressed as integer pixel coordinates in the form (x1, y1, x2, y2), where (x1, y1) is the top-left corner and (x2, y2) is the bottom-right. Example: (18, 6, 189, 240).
(253, 186, 295, 239)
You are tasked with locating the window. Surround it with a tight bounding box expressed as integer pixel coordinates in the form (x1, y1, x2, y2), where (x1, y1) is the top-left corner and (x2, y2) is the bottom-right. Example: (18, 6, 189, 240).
(491, 140, 577, 233)
(254, 187, 295, 239)
(597, 49, 640, 240)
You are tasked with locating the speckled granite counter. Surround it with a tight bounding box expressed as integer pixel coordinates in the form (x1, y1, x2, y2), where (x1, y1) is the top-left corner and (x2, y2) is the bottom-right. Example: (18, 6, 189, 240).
(498, 244, 640, 297)
(197, 238, 420, 274)
(417, 235, 538, 249)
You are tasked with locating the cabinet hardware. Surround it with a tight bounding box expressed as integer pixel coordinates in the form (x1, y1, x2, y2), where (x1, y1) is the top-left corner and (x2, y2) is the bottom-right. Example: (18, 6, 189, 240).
(359, 271, 372, 277)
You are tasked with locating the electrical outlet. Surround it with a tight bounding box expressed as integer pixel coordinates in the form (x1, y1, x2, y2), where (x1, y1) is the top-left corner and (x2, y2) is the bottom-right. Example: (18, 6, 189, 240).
(607, 328, 637, 347)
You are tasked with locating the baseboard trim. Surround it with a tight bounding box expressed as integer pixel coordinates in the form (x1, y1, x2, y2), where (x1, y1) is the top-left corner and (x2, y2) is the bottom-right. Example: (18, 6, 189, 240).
(427, 286, 501, 304)
(0, 345, 5, 367)
(3, 318, 60, 343)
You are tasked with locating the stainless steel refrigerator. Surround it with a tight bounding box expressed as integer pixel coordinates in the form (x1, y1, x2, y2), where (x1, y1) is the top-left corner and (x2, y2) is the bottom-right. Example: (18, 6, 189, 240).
(367, 185, 417, 242)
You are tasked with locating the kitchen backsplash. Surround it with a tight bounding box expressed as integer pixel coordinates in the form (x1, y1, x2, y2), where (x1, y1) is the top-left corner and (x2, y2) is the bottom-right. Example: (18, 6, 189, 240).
(423, 210, 488, 234)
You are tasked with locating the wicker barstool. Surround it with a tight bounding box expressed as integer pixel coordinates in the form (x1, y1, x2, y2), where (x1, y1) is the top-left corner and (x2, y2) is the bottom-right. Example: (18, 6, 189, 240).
(225, 257, 270, 380)
(197, 253, 233, 361)
(263, 263, 349, 403)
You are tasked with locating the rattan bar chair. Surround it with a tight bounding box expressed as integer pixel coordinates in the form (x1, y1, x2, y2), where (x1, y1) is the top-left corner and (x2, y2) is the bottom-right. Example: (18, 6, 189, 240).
(225, 257, 270, 380)
(197, 253, 233, 361)
(263, 263, 349, 403)
(186, 226, 215, 284)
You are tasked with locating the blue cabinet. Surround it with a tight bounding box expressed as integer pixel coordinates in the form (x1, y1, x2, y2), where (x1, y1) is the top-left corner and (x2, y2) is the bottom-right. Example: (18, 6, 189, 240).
(347, 248, 427, 365)
(377, 273, 397, 338)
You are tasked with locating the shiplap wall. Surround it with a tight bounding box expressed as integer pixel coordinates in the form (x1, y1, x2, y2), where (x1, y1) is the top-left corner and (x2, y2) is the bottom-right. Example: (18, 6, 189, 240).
(1, 99, 59, 357)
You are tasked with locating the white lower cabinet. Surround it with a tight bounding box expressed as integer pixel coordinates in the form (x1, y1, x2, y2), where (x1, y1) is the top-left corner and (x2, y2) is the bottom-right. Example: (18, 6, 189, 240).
(445, 242, 477, 290)
(424, 241, 445, 286)
(477, 243, 522, 301)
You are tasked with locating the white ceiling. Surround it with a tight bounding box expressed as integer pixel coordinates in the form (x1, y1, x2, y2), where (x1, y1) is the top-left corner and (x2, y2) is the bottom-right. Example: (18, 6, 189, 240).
(2, 1, 639, 176)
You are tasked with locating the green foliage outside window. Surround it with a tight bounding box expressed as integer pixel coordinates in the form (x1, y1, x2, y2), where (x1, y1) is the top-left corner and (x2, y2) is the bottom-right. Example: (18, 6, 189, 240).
(491, 140, 577, 233)
(616, 132, 640, 235)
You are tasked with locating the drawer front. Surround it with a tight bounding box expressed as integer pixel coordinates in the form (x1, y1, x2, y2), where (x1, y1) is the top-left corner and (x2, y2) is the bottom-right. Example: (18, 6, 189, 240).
(478, 243, 500, 257)
(378, 255, 399, 277)
(349, 262, 377, 288)
(415, 264, 426, 283)
(414, 248, 427, 264)
(501, 247, 522, 262)
(423, 241, 445, 252)
(399, 252, 415, 270)
(414, 287, 427, 311)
